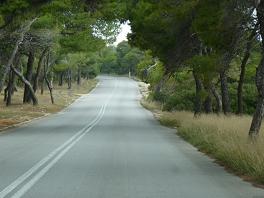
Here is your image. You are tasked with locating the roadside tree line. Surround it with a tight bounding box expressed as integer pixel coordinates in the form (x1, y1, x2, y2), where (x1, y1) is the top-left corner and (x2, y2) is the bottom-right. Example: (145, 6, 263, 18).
(98, 0, 264, 139)
(0, 0, 118, 106)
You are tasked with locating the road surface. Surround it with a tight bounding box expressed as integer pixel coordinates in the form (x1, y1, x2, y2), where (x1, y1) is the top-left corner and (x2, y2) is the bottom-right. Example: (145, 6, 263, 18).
(0, 76, 263, 198)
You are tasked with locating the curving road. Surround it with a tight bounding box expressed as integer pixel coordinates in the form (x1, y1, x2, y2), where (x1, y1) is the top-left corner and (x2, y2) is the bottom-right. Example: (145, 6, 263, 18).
(0, 76, 263, 198)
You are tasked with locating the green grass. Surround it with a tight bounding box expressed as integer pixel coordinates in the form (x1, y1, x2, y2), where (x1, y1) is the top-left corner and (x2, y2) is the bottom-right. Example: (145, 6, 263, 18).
(141, 98, 264, 185)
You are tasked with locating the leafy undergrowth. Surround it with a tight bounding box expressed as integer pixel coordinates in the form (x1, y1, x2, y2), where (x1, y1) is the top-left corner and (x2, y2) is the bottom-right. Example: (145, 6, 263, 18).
(141, 98, 264, 186)
(0, 79, 97, 130)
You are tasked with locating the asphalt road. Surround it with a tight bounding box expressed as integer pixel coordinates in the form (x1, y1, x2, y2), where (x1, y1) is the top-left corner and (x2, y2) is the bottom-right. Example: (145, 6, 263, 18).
(0, 76, 264, 198)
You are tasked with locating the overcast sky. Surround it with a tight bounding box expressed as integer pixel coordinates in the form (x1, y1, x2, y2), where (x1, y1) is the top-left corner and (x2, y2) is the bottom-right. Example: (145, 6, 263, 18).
(114, 22, 131, 46)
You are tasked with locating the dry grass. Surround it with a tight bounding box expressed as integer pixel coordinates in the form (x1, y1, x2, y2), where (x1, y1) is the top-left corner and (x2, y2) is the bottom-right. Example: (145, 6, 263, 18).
(141, 98, 264, 185)
(0, 79, 97, 130)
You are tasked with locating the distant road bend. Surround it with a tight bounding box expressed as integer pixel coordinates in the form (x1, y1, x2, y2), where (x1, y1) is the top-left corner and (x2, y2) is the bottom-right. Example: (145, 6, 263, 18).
(0, 76, 263, 198)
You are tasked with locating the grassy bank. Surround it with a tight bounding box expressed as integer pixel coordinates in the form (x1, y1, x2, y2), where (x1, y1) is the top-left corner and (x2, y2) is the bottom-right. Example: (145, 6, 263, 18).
(141, 98, 264, 186)
(0, 79, 97, 130)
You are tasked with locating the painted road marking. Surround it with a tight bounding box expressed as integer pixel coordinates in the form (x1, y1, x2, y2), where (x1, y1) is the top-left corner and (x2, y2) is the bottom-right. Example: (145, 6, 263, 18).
(0, 79, 117, 198)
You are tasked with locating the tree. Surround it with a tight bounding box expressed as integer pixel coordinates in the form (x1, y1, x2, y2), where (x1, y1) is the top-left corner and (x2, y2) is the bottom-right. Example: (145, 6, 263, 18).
(0, 0, 119, 106)
(249, 0, 264, 139)
(116, 41, 144, 75)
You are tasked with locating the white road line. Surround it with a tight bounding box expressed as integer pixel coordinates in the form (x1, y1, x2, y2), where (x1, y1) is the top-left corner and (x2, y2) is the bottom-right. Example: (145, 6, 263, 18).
(0, 79, 118, 198)
(11, 106, 106, 198)
(0, 105, 104, 198)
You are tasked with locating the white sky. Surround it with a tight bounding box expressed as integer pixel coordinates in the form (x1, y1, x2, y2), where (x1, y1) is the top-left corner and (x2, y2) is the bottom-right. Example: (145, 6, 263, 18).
(114, 22, 131, 46)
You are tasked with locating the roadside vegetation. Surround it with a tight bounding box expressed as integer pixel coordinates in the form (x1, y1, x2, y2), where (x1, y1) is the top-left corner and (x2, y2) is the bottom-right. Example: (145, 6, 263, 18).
(96, 1, 264, 185)
(0, 79, 97, 130)
(2, 0, 264, 186)
(99, 0, 264, 140)
(0, 1, 121, 128)
(141, 97, 264, 185)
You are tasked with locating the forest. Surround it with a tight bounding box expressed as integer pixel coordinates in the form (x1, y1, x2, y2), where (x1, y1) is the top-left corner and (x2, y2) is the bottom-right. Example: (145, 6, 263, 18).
(0, 0, 121, 108)
(2, 0, 264, 187)
(1, 0, 264, 184)
(89, 0, 264, 140)
(1, 1, 264, 137)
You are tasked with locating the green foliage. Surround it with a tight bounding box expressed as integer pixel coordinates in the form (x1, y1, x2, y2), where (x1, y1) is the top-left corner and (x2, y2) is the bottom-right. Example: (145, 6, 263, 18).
(187, 54, 218, 85)
(147, 61, 165, 86)
(98, 41, 144, 75)
(98, 47, 118, 74)
(0, 15, 4, 26)
(116, 41, 144, 75)
(0, 0, 261, 117)
(0, 0, 29, 15)
(32, 14, 56, 29)
(93, 20, 121, 45)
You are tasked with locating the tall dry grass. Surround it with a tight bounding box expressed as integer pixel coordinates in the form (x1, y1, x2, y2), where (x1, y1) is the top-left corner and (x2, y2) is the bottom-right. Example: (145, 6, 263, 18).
(141, 99, 264, 184)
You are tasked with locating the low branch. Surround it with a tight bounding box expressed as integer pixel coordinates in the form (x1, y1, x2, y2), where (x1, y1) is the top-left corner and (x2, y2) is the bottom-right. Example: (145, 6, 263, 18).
(6, 18, 38, 72)
(10, 65, 38, 105)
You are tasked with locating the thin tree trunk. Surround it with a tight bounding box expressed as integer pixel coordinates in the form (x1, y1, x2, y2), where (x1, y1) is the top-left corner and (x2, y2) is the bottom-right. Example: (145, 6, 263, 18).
(5, 54, 20, 106)
(23, 51, 35, 103)
(0, 67, 9, 93)
(33, 48, 48, 92)
(203, 83, 213, 114)
(44, 56, 54, 104)
(59, 72, 64, 86)
(237, 29, 256, 114)
(45, 76, 54, 104)
(217, 9, 245, 114)
(210, 84, 222, 114)
(4, 87, 7, 102)
(40, 70, 45, 94)
(0, 18, 37, 92)
(6, 70, 15, 106)
(237, 56, 249, 115)
(77, 66, 81, 85)
(193, 71, 203, 116)
(2, 18, 38, 106)
(204, 95, 212, 114)
(249, 1, 264, 139)
(10, 65, 38, 105)
(220, 70, 231, 114)
(67, 68, 72, 89)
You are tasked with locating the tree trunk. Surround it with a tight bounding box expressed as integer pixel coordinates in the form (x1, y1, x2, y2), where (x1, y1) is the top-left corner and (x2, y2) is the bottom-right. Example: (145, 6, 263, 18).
(0, 67, 9, 93)
(5, 53, 20, 106)
(204, 95, 212, 114)
(6, 70, 15, 106)
(0, 18, 37, 93)
(40, 71, 45, 95)
(44, 57, 54, 104)
(33, 48, 47, 92)
(217, 9, 244, 114)
(220, 70, 231, 114)
(210, 84, 222, 114)
(237, 56, 249, 115)
(193, 71, 203, 116)
(237, 29, 256, 114)
(77, 66, 81, 85)
(67, 68, 72, 89)
(10, 65, 38, 105)
(23, 51, 35, 104)
(249, 1, 264, 139)
(59, 72, 64, 86)
(45, 76, 54, 104)
(249, 96, 264, 140)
